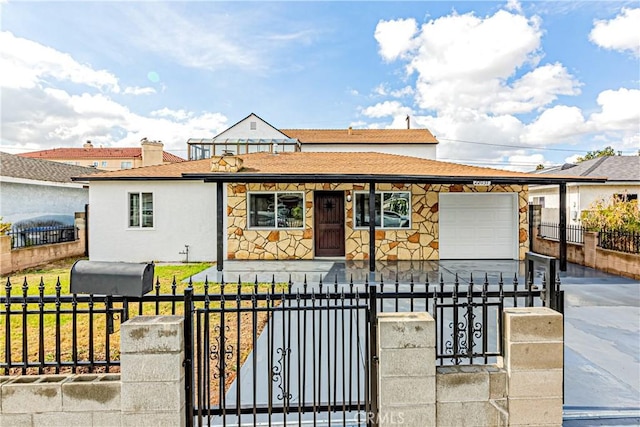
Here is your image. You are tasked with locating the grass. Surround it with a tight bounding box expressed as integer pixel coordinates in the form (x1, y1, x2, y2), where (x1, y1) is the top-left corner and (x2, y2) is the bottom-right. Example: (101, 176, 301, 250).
(1, 257, 285, 405)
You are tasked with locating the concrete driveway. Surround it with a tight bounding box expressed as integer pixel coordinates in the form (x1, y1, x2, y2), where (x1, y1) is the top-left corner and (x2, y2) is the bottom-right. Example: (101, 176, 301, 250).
(192, 259, 640, 425)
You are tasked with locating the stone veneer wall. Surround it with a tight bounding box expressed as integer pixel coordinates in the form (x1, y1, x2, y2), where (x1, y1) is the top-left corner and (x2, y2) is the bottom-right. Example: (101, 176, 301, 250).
(226, 183, 529, 261)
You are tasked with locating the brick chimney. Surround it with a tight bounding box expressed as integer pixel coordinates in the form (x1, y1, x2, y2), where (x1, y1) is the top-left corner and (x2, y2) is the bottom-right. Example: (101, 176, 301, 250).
(140, 138, 164, 167)
(211, 154, 243, 172)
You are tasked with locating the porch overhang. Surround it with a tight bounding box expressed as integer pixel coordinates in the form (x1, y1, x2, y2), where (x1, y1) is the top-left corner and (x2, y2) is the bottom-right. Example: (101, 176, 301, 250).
(193, 171, 605, 273)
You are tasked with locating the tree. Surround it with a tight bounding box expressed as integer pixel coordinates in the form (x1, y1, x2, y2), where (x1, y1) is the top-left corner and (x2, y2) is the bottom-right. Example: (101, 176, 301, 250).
(576, 146, 616, 163)
(535, 164, 545, 170)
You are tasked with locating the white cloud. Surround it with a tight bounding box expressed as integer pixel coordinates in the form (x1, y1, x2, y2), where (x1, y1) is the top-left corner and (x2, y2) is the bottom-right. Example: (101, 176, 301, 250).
(522, 105, 587, 144)
(505, 0, 523, 14)
(367, 5, 639, 169)
(360, 101, 412, 119)
(373, 84, 413, 98)
(123, 86, 156, 96)
(0, 31, 120, 92)
(0, 32, 228, 156)
(374, 18, 418, 62)
(588, 87, 640, 131)
(590, 8, 640, 57)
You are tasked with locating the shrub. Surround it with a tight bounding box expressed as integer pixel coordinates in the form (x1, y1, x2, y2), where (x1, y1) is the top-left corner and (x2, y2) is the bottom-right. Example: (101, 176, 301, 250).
(0, 217, 11, 234)
(581, 196, 640, 232)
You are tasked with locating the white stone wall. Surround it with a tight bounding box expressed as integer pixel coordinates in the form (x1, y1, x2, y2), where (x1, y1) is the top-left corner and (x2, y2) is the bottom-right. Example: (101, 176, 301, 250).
(89, 180, 217, 263)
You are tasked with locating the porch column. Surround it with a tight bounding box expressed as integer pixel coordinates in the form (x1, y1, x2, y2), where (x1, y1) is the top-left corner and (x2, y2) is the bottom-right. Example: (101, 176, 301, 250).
(559, 183, 567, 271)
(369, 181, 376, 273)
(217, 182, 224, 272)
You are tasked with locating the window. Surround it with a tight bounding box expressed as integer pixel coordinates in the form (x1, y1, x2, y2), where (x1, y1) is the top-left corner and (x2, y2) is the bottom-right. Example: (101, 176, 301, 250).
(129, 193, 153, 228)
(250, 121, 257, 130)
(354, 192, 411, 229)
(91, 161, 99, 167)
(533, 196, 545, 208)
(101, 161, 108, 167)
(121, 161, 133, 169)
(248, 192, 304, 229)
(614, 193, 638, 202)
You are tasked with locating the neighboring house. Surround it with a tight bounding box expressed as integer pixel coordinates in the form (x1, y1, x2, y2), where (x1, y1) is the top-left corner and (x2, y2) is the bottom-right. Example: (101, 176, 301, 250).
(187, 113, 439, 160)
(529, 156, 640, 224)
(77, 150, 599, 266)
(0, 151, 101, 227)
(19, 138, 185, 171)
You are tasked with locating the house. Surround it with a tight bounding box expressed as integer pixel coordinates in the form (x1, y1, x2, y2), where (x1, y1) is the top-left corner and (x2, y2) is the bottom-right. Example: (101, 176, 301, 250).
(19, 139, 185, 171)
(0, 151, 101, 227)
(187, 113, 438, 160)
(529, 156, 640, 224)
(77, 148, 600, 268)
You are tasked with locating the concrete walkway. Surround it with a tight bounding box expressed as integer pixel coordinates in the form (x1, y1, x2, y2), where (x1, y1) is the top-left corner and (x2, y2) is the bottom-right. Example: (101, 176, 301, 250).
(190, 260, 640, 426)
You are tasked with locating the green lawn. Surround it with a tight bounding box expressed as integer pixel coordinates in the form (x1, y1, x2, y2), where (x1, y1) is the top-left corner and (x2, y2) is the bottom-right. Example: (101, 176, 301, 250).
(2, 256, 283, 405)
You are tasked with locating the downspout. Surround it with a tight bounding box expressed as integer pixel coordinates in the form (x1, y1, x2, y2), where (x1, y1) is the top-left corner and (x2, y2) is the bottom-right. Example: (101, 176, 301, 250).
(369, 181, 376, 274)
(559, 183, 567, 271)
(216, 182, 224, 271)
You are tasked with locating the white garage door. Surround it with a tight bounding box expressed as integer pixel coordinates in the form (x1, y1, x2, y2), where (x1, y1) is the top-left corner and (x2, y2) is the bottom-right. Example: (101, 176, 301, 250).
(439, 193, 517, 259)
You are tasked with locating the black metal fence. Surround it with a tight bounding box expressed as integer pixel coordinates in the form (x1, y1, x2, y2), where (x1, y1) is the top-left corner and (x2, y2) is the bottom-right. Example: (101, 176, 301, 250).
(6, 225, 78, 249)
(599, 228, 640, 254)
(538, 222, 640, 254)
(538, 222, 584, 244)
(2, 272, 555, 426)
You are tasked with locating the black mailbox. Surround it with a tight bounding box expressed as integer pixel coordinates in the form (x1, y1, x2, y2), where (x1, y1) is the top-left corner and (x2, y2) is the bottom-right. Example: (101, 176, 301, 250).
(70, 260, 154, 297)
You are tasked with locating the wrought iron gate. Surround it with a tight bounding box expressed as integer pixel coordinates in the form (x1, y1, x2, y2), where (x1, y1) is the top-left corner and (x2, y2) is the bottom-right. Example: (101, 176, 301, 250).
(184, 280, 378, 427)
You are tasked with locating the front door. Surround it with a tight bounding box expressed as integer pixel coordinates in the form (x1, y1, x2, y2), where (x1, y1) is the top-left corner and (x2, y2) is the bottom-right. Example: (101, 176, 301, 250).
(314, 191, 345, 257)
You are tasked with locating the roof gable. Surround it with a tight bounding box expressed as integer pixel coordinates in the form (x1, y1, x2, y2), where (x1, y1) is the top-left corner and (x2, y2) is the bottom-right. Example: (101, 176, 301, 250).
(213, 113, 289, 140)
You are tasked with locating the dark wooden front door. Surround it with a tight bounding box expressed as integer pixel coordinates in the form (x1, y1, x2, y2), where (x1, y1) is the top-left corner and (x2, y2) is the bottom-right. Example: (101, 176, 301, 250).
(314, 191, 345, 257)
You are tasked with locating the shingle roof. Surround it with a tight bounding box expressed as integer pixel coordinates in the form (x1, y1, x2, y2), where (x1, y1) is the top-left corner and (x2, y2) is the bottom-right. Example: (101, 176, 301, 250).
(281, 129, 438, 144)
(75, 151, 596, 183)
(18, 147, 185, 163)
(536, 156, 639, 181)
(1, 151, 102, 183)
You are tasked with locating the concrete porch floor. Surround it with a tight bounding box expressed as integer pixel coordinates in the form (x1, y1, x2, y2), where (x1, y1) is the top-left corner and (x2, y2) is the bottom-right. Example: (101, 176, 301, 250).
(189, 259, 640, 425)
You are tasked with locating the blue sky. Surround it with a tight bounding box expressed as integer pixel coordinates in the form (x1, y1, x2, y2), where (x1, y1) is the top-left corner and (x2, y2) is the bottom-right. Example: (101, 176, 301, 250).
(1, 1, 638, 170)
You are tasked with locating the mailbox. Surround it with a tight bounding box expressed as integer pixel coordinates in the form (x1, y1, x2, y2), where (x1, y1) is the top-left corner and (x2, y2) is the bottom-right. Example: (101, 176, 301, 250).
(70, 260, 154, 297)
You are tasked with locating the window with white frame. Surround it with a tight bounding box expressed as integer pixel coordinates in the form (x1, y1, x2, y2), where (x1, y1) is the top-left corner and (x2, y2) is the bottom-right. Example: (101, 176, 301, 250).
(129, 192, 153, 228)
(101, 161, 108, 167)
(354, 191, 411, 229)
(248, 192, 304, 229)
(121, 161, 133, 169)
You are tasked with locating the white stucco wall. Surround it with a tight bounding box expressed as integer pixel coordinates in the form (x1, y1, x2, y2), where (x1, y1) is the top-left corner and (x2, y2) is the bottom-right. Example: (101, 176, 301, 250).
(89, 180, 217, 263)
(216, 115, 287, 139)
(303, 143, 437, 160)
(0, 178, 89, 225)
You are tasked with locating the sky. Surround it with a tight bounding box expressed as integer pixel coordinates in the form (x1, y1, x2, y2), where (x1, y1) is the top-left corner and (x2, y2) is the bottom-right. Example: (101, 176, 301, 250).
(1, 1, 639, 171)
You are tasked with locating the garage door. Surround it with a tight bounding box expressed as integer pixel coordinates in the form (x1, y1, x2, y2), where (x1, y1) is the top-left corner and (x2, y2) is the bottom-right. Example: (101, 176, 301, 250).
(439, 193, 517, 259)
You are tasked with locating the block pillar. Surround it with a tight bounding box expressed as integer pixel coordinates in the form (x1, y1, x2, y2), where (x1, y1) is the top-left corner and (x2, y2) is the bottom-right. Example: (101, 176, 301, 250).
(120, 316, 185, 426)
(583, 231, 598, 268)
(504, 307, 563, 426)
(377, 312, 436, 426)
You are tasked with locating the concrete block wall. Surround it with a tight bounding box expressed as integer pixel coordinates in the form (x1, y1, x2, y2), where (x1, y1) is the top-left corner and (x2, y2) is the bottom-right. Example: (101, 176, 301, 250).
(378, 307, 563, 427)
(377, 312, 436, 426)
(0, 216, 86, 276)
(504, 307, 564, 426)
(0, 316, 185, 427)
